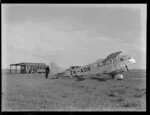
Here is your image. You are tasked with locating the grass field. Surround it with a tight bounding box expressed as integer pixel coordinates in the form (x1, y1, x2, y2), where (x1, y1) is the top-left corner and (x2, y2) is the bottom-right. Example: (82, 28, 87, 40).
(2, 69, 146, 111)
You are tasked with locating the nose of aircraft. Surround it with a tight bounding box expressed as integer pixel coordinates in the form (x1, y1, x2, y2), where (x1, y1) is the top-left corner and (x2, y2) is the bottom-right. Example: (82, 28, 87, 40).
(129, 58, 136, 63)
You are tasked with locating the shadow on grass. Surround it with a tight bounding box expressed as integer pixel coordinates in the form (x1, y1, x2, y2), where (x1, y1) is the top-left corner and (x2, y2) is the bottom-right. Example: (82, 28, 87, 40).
(115, 98, 124, 102)
(90, 77, 107, 82)
(106, 92, 118, 97)
(76, 78, 85, 81)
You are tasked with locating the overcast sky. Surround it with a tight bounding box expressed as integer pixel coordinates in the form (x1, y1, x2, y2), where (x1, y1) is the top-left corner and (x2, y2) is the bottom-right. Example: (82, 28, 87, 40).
(2, 4, 146, 69)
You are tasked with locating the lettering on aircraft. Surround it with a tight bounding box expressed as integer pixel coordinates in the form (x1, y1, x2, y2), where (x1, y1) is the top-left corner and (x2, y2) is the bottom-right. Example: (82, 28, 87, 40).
(70, 66, 91, 76)
(70, 71, 73, 75)
(81, 69, 84, 72)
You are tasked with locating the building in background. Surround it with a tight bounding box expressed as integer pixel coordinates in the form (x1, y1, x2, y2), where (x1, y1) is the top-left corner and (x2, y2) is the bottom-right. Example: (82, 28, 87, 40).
(10, 62, 47, 74)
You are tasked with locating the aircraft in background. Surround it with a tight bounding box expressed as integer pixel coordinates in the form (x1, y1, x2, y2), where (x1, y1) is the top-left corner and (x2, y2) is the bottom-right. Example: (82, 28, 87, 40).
(51, 51, 136, 80)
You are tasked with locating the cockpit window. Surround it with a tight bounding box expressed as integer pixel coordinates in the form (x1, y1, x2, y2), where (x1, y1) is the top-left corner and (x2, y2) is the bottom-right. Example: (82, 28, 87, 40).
(93, 63, 103, 67)
(93, 63, 98, 67)
(120, 58, 124, 61)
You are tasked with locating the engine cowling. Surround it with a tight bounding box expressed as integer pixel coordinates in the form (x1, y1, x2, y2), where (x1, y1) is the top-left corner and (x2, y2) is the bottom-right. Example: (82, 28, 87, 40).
(114, 73, 123, 80)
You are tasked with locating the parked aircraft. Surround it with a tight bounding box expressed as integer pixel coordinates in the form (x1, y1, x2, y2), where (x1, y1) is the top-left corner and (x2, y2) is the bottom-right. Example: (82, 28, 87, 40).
(52, 51, 136, 80)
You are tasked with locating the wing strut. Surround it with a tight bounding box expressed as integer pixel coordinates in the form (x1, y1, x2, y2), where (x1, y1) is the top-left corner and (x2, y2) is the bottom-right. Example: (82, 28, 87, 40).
(125, 65, 129, 71)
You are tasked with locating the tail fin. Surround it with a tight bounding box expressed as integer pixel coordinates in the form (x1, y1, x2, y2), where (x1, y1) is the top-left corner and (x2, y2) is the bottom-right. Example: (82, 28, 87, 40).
(49, 62, 65, 75)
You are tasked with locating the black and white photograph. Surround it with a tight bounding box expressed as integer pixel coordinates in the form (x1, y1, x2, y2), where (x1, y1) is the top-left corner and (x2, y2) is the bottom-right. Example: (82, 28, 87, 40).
(2, 4, 146, 111)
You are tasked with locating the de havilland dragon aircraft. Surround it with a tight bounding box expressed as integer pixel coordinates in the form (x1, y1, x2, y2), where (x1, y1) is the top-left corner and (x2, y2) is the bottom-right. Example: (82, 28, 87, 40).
(51, 51, 136, 80)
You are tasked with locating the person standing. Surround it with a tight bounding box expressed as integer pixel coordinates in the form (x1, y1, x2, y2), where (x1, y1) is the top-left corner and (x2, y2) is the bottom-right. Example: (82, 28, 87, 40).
(45, 66, 50, 79)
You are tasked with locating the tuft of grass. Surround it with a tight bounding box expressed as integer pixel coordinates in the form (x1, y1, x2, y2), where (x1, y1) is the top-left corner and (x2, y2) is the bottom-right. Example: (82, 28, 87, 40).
(133, 93, 145, 98)
(121, 100, 139, 108)
(133, 88, 146, 98)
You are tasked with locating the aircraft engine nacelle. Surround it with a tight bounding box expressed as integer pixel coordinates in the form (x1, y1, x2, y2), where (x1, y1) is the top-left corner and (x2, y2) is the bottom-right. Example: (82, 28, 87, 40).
(114, 73, 123, 80)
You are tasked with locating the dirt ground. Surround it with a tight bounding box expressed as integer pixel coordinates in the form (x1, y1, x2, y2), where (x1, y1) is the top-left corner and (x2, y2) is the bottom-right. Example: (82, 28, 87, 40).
(2, 69, 146, 111)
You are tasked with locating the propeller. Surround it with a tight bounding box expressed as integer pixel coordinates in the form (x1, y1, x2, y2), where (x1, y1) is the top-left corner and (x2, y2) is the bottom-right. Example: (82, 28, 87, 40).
(125, 65, 129, 71)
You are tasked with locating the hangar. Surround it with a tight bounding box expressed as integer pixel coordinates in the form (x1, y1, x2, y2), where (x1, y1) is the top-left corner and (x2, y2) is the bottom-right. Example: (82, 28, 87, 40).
(10, 62, 47, 74)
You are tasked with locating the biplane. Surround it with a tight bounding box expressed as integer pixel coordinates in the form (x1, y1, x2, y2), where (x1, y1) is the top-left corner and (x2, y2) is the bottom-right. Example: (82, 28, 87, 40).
(51, 51, 136, 80)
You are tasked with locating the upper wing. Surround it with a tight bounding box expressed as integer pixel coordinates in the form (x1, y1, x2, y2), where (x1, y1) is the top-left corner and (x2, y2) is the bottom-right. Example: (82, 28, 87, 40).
(103, 51, 122, 64)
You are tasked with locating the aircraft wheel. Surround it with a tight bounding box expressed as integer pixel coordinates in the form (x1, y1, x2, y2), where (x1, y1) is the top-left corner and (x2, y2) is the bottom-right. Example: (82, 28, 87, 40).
(114, 73, 123, 80)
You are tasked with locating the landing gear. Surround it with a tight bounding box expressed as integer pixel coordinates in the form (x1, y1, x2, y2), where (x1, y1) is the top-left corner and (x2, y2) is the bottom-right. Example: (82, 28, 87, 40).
(114, 73, 123, 80)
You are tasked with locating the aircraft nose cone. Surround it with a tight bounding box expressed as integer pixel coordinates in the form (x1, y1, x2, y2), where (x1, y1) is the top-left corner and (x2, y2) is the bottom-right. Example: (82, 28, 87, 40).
(130, 58, 136, 63)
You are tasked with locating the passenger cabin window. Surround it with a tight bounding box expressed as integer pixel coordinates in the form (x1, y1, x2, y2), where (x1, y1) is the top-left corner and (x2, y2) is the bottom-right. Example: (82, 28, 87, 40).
(93, 63, 98, 67)
(99, 63, 104, 66)
(93, 63, 103, 67)
(120, 58, 123, 61)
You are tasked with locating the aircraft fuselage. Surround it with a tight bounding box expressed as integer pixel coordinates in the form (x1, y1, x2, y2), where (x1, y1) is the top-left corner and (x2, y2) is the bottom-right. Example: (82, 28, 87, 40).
(54, 51, 136, 80)
(64, 55, 136, 79)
